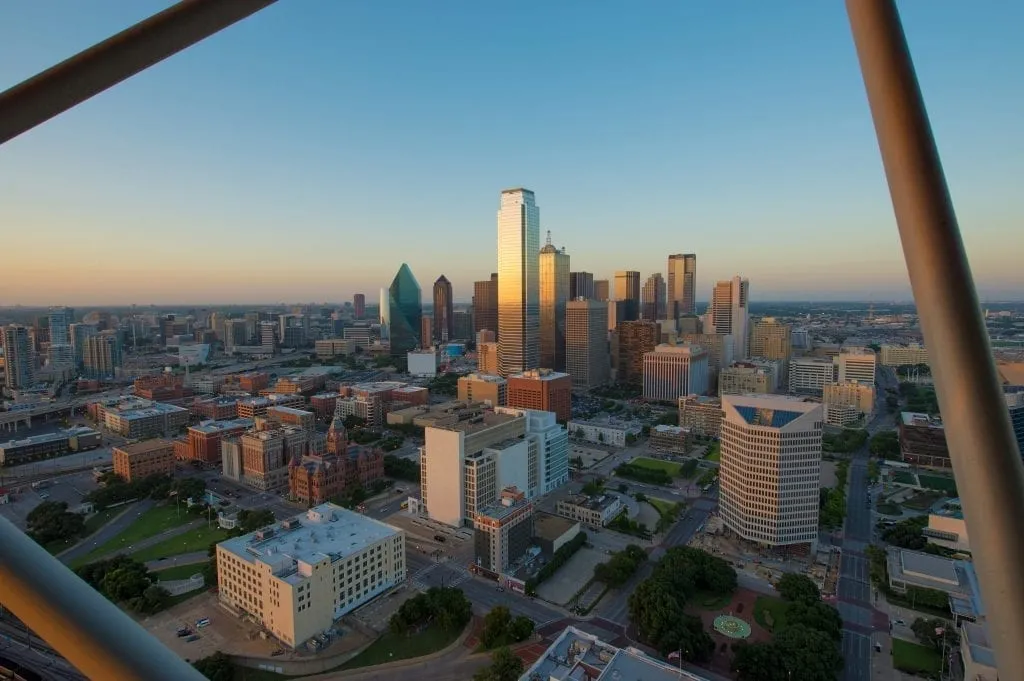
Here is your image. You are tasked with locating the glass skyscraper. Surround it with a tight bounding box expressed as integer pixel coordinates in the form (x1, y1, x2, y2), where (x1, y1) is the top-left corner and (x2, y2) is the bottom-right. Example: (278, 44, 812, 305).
(497, 188, 540, 376)
(432, 275, 454, 344)
(539, 233, 570, 371)
(388, 264, 422, 357)
(667, 253, 697, 317)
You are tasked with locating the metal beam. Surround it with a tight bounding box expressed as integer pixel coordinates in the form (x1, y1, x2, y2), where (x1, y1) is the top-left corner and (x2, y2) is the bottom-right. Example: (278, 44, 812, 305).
(0, 516, 207, 680)
(0, 0, 278, 146)
(846, 0, 1024, 674)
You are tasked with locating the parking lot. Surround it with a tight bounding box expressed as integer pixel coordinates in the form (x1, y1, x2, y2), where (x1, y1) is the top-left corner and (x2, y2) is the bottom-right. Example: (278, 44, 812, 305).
(139, 591, 373, 663)
(0, 470, 98, 530)
(534, 546, 605, 606)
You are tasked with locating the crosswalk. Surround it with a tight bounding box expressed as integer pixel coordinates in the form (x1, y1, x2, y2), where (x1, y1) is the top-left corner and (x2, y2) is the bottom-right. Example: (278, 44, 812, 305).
(411, 562, 472, 591)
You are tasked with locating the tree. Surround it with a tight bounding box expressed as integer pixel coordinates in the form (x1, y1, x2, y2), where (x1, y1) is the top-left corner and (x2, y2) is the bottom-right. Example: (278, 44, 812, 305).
(473, 647, 523, 681)
(869, 431, 900, 459)
(776, 573, 822, 605)
(785, 600, 843, 642)
(911, 617, 958, 651)
(193, 652, 233, 681)
(481, 606, 514, 649)
(617, 483, 629, 493)
(26, 500, 86, 546)
(732, 641, 788, 681)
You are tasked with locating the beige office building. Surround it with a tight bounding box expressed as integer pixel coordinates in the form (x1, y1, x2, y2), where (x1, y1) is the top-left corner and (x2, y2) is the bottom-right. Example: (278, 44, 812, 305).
(477, 341, 499, 375)
(707, 277, 750, 358)
(678, 395, 723, 438)
(823, 380, 875, 425)
(719, 362, 774, 396)
(719, 394, 823, 554)
(216, 503, 405, 649)
(749, 317, 791, 384)
(565, 299, 610, 390)
(539, 236, 570, 371)
(642, 344, 709, 402)
(681, 332, 734, 391)
(457, 373, 507, 407)
(880, 343, 929, 367)
(835, 347, 877, 384)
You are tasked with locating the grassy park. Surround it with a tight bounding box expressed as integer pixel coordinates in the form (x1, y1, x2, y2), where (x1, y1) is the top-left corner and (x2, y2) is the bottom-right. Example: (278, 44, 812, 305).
(630, 457, 682, 476)
(130, 525, 229, 563)
(340, 623, 461, 670)
(753, 596, 790, 632)
(918, 474, 958, 495)
(892, 639, 942, 676)
(72, 504, 194, 566)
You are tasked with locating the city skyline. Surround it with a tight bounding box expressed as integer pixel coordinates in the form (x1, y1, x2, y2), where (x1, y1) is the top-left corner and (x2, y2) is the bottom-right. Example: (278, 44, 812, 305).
(1, 2, 1022, 305)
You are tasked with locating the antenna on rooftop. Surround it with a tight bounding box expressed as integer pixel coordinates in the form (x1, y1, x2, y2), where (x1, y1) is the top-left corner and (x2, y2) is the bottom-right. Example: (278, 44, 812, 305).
(545, 230, 552, 246)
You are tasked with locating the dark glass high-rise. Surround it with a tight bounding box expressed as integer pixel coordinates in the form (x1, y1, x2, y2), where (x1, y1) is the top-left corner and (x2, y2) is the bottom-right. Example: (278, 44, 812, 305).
(388, 263, 422, 357)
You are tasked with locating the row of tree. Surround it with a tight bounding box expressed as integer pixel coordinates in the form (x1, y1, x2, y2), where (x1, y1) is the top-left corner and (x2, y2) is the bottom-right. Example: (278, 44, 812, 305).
(86, 472, 206, 511)
(593, 544, 647, 588)
(869, 430, 900, 459)
(819, 460, 849, 529)
(383, 454, 420, 482)
(731, 574, 843, 681)
(822, 429, 868, 454)
(27, 500, 86, 547)
(628, 546, 737, 662)
(75, 555, 171, 615)
(613, 462, 673, 486)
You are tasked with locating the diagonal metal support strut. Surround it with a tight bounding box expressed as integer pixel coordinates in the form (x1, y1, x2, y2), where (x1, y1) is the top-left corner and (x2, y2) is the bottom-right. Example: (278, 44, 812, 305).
(0, 0, 278, 146)
(846, 0, 1024, 675)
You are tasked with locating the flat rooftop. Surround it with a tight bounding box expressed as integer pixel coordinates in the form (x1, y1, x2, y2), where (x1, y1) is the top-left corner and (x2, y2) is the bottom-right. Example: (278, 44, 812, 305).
(115, 439, 174, 456)
(561, 493, 619, 512)
(887, 547, 967, 594)
(119, 403, 188, 420)
(651, 424, 690, 436)
(190, 418, 253, 435)
(508, 369, 570, 381)
(901, 411, 944, 428)
(441, 411, 520, 434)
(266, 405, 313, 416)
(218, 503, 401, 585)
(533, 512, 578, 540)
(461, 373, 506, 384)
(520, 626, 709, 681)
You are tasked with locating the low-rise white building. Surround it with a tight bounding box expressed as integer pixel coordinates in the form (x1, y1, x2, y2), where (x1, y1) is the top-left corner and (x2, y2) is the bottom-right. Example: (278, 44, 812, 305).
(567, 418, 641, 448)
(407, 350, 440, 377)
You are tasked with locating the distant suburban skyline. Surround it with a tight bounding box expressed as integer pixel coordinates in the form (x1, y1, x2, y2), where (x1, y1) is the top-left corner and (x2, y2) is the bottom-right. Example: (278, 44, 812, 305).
(1, 1, 1022, 305)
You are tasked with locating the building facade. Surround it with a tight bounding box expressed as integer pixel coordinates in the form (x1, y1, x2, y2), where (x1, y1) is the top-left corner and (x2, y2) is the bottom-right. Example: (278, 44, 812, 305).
(616, 321, 660, 386)
(565, 299, 610, 390)
(388, 263, 422, 357)
(708, 276, 750, 359)
(497, 188, 540, 376)
(569, 271, 595, 301)
(678, 395, 723, 438)
(113, 439, 175, 482)
(473, 273, 499, 340)
(640, 273, 667, 322)
(432, 275, 454, 344)
(506, 369, 572, 422)
(539, 236, 570, 372)
(473, 487, 534, 576)
(642, 344, 709, 402)
(719, 394, 823, 554)
(216, 504, 405, 649)
(613, 271, 640, 321)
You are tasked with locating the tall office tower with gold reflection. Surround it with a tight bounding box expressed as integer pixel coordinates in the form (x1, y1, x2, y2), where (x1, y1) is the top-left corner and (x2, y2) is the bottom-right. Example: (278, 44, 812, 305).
(539, 231, 570, 371)
(497, 188, 540, 376)
(667, 253, 697, 317)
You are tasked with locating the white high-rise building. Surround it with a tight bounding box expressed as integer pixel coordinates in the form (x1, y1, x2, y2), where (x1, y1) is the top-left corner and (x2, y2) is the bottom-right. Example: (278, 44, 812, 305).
(642, 344, 709, 402)
(497, 188, 540, 375)
(789, 357, 836, 396)
(708, 276, 750, 359)
(719, 394, 823, 553)
(419, 407, 568, 526)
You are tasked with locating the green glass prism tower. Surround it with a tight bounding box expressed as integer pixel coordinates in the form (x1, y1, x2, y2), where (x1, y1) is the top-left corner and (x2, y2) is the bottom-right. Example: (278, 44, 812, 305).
(388, 263, 422, 357)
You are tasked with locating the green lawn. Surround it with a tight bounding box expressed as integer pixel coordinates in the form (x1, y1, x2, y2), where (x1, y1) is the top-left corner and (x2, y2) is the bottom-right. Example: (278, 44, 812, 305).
(918, 474, 958, 495)
(902, 492, 943, 511)
(892, 471, 918, 485)
(42, 507, 126, 555)
(74, 504, 193, 565)
(647, 497, 676, 515)
(152, 563, 206, 581)
(130, 526, 229, 563)
(753, 596, 789, 632)
(340, 623, 461, 670)
(892, 639, 942, 676)
(704, 442, 721, 462)
(631, 457, 682, 476)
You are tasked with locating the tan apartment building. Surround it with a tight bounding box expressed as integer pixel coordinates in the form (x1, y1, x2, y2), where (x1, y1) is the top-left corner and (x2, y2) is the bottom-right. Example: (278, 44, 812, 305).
(822, 380, 875, 426)
(457, 373, 507, 407)
(678, 395, 723, 438)
(477, 341, 499, 375)
(507, 369, 571, 422)
(314, 338, 356, 357)
(216, 504, 405, 649)
(880, 343, 928, 367)
(113, 439, 175, 482)
(719, 394, 823, 554)
(749, 317, 792, 383)
(719, 362, 773, 396)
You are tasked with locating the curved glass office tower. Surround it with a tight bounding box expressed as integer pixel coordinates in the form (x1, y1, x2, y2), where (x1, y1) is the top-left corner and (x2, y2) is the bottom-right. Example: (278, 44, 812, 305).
(388, 263, 422, 357)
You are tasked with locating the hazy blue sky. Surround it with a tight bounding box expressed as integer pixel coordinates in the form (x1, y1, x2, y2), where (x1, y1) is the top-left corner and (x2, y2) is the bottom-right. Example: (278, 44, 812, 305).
(1, 1, 1021, 305)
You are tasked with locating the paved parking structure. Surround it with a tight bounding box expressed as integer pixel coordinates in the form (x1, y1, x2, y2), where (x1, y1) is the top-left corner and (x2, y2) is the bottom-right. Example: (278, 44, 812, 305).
(535, 547, 605, 606)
